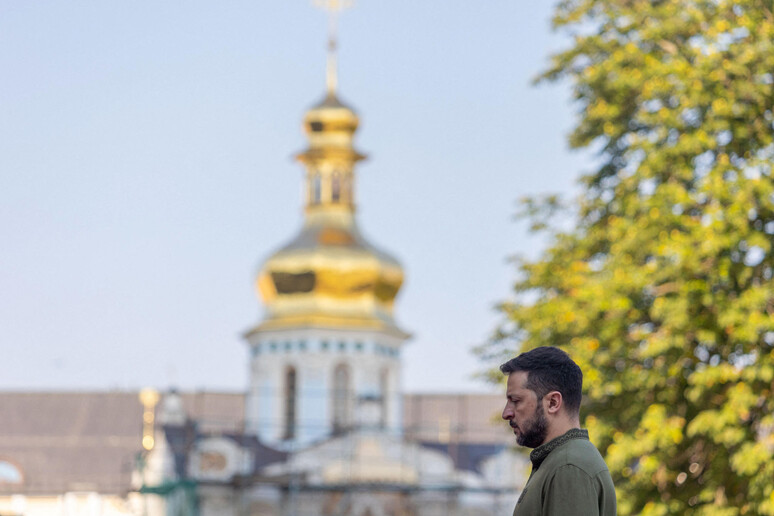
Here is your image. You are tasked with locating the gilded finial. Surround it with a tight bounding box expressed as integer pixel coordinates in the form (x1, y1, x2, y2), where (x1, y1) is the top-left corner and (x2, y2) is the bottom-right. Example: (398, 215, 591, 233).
(139, 388, 160, 451)
(313, 0, 353, 95)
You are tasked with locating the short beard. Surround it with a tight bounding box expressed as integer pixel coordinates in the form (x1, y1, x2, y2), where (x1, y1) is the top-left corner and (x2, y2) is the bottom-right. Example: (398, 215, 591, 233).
(516, 402, 548, 448)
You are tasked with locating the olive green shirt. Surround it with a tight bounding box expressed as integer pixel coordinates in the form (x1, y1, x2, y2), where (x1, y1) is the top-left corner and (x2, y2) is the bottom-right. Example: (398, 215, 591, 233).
(514, 429, 616, 516)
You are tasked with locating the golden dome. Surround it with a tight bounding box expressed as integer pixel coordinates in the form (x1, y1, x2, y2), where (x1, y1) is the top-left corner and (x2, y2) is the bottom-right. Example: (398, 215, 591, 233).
(298, 92, 365, 170)
(304, 93, 359, 134)
(251, 91, 406, 337)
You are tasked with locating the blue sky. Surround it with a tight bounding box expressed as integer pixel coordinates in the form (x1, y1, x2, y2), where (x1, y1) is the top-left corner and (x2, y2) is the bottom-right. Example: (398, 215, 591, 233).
(0, 1, 590, 393)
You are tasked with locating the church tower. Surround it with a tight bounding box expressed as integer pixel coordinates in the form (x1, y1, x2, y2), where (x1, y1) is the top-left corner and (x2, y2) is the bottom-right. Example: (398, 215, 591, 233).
(244, 5, 409, 448)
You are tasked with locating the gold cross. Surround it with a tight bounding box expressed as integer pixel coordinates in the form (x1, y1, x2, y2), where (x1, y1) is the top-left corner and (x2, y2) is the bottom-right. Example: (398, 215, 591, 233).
(313, 0, 353, 12)
(313, 0, 354, 94)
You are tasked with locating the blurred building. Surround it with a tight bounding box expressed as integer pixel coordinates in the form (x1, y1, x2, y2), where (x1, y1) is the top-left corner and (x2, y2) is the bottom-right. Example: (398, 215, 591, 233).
(0, 390, 520, 516)
(0, 13, 527, 516)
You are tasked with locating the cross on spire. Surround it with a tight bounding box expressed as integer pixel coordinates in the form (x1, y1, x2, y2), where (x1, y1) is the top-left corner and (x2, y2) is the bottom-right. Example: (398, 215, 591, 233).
(313, 0, 353, 94)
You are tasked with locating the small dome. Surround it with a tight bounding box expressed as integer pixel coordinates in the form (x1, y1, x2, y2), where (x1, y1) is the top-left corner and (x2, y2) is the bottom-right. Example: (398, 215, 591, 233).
(304, 93, 359, 133)
(158, 389, 187, 426)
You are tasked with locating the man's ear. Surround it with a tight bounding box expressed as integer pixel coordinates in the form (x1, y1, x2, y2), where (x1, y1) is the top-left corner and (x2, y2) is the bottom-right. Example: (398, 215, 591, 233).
(543, 391, 563, 415)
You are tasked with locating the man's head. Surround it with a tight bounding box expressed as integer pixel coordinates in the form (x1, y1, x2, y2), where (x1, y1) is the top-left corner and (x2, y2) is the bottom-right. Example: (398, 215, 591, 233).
(500, 346, 583, 448)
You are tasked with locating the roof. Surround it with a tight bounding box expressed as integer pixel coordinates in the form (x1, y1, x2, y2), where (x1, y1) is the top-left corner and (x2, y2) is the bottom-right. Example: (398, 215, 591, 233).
(403, 393, 514, 445)
(0, 390, 510, 495)
(162, 424, 287, 479)
(0, 391, 142, 495)
(0, 390, 245, 495)
(418, 442, 507, 474)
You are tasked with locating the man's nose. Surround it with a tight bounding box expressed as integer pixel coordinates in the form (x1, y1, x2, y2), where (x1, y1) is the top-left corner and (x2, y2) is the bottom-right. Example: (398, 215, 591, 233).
(502, 405, 513, 420)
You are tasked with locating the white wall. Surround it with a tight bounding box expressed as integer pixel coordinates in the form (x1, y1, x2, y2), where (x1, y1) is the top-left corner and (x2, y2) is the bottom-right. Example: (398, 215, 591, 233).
(245, 327, 406, 447)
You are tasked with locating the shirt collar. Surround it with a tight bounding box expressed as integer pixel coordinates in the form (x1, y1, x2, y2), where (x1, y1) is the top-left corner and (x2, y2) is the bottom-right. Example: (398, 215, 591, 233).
(529, 428, 589, 470)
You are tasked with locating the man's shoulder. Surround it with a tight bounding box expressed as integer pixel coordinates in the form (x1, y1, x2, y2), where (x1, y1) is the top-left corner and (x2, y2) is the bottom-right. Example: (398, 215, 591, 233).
(548, 436, 609, 477)
(515, 434, 616, 516)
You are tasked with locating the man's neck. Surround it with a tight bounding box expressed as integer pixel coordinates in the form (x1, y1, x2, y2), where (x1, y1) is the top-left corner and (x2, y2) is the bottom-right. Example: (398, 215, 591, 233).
(541, 419, 580, 446)
(529, 428, 589, 470)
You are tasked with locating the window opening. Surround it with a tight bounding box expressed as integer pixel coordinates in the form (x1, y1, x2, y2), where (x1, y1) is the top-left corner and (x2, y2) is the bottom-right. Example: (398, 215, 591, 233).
(332, 363, 351, 434)
(312, 173, 321, 204)
(331, 172, 341, 202)
(380, 368, 389, 429)
(283, 367, 297, 439)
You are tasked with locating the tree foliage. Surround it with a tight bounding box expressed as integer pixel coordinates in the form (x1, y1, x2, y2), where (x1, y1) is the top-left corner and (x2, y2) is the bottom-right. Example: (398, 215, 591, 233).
(483, 0, 774, 514)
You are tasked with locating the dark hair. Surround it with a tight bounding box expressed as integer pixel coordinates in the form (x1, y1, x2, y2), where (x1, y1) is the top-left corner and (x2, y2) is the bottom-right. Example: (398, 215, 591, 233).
(500, 346, 583, 414)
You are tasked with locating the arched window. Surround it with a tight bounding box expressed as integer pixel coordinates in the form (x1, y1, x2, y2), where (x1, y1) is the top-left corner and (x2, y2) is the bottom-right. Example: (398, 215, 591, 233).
(332, 363, 351, 434)
(331, 172, 341, 203)
(380, 368, 389, 429)
(311, 173, 321, 204)
(283, 366, 297, 440)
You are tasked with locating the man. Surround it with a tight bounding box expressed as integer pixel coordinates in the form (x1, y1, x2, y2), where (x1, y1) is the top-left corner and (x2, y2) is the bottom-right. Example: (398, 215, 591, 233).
(501, 346, 616, 515)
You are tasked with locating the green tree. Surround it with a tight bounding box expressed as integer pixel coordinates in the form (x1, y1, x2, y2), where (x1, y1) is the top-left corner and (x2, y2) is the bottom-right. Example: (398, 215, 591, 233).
(482, 1, 774, 514)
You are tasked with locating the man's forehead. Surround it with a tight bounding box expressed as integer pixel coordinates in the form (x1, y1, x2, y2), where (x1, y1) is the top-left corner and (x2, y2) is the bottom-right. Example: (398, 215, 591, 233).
(506, 371, 530, 392)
